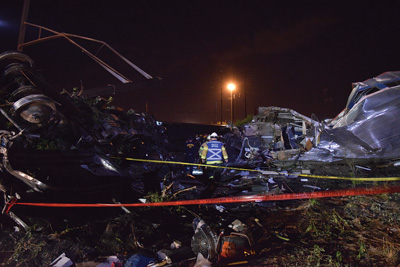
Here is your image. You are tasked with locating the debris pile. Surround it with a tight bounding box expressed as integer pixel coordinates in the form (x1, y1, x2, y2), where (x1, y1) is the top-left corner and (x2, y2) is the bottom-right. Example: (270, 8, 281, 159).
(1, 51, 400, 266)
(229, 72, 400, 174)
(2, 193, 400, 266)
(0, 51, 170, 228)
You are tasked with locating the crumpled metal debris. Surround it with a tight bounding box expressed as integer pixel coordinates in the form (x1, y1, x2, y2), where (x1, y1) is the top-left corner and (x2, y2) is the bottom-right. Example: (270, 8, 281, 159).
(234, 71, 400, 164)
(235, 106, 322, 162)
(49, 253, 74, 267)
(0, 51, 169, 206)
(302, 72, 400, 162)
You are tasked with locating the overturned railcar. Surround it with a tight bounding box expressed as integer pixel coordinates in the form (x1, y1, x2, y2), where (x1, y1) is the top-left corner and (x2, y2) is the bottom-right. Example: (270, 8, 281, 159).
(0, 51, 168, 206)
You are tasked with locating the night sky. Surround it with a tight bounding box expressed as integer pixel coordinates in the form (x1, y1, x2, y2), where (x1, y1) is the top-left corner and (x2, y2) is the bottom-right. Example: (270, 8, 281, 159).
(1, 0, 400, 124)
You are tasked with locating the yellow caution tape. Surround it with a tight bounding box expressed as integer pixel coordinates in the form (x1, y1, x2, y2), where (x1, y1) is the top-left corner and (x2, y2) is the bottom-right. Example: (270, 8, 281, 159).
(122, 157, 259, 172)
(299, 174, 400, 181)
(275, 232, 290, 241)
(227, 261, 249, 266)
(117, 157, 400, 182)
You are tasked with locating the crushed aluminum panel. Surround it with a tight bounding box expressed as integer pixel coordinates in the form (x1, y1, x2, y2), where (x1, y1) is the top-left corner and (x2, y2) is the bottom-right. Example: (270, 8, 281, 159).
(346, 71, 400, 110)
(301, 86, 400, 161)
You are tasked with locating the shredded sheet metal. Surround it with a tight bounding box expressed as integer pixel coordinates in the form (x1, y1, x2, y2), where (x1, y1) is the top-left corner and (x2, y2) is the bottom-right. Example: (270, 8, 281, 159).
(301, 86, 400, 162)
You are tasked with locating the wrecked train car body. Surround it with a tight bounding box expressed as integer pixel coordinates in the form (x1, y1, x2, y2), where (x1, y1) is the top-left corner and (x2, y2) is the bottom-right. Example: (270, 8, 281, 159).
(0, 51, 168, 204)
(237, 71, 400, 165)
(302, 73, 400, 162)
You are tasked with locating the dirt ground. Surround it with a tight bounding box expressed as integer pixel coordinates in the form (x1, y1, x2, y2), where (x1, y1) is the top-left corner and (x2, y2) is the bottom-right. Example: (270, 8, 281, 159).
(1, 185, 400, 266)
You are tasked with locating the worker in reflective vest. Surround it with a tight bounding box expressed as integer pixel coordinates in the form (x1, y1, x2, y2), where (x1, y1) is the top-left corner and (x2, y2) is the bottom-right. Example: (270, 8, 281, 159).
(201, 132, 228, 180)
(198, 135, 210, 159)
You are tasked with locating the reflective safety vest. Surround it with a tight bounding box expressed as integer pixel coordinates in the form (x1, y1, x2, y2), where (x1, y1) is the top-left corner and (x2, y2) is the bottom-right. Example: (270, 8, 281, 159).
(199, 142, 208, 156)
(202, 140, 228, 164)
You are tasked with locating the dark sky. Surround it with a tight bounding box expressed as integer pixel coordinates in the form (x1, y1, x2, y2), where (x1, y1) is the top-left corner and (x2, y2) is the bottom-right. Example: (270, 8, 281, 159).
(1, 0, 400, 124)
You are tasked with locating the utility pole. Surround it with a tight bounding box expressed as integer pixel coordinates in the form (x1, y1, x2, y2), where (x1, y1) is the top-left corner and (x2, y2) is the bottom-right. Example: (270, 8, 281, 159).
(215, 99, 218, 124)
(244, 73, 247, 118)
(17, 0, 31, 52)
(220, 72, 223, 124)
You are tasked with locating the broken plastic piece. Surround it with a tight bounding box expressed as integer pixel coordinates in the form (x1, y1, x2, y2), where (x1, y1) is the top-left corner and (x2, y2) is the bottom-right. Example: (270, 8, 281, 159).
(49, 253, 73, 267)
(170, 240, 182, 249)
(96, 256, 122, 267)
(112, 198, 130, 214)
(303, 185, 321, 190)
(124, 252, 156, 267)
(192, 169, 203, 175)
(194, 253, 212, 267)
(215, 205, 226, 213)
(355, 165, 371, 171)
(228, 219, 247, 233)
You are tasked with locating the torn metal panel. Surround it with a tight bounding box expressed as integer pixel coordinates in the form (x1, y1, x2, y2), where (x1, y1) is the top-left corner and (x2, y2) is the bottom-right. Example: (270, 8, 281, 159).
(301, 78, 400, 162)
(346, 71, 400, 110)
(327, 71, 400, 128)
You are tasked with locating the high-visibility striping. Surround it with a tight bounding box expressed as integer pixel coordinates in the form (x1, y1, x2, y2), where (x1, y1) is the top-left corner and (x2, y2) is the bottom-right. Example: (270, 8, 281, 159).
(12, 186, 400, 209)
(118, 157, 400, 181)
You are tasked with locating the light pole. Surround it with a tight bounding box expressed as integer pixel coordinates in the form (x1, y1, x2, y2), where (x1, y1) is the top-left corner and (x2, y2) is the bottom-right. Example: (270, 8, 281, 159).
(227, 83, 236, 123)
(221, 77, 223, 124)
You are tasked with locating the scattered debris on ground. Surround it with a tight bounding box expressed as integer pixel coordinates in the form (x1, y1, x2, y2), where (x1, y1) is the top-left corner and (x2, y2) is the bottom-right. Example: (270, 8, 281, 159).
(1, 191, 400, 266)
(1, 52, 400, 266)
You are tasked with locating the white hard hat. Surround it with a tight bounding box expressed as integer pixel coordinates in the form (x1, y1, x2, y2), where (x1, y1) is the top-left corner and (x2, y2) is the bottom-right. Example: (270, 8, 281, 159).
(210, 132, 218, 138)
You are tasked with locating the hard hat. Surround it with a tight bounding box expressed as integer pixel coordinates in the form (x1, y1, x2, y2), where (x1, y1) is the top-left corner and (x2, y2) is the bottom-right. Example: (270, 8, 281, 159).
(210, 132, 218, 138)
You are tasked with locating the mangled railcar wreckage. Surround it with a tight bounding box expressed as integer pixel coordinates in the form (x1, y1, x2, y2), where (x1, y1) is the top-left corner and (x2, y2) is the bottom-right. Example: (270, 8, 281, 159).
(235, 71, 400, 168)
(2, 47, 400, 227)
(237, 106, 321, 162)
(304, 71, 400, 162)
(0, 51, 170, 210)
(172, 72, 400, 201)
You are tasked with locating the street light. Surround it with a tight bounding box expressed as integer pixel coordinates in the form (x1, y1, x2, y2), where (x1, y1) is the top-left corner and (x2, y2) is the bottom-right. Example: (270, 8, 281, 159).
(227, 83, 236, 123)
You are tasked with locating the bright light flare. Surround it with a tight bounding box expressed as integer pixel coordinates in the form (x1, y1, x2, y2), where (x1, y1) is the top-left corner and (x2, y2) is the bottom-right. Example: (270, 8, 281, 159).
(227, 83, 236, 91)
